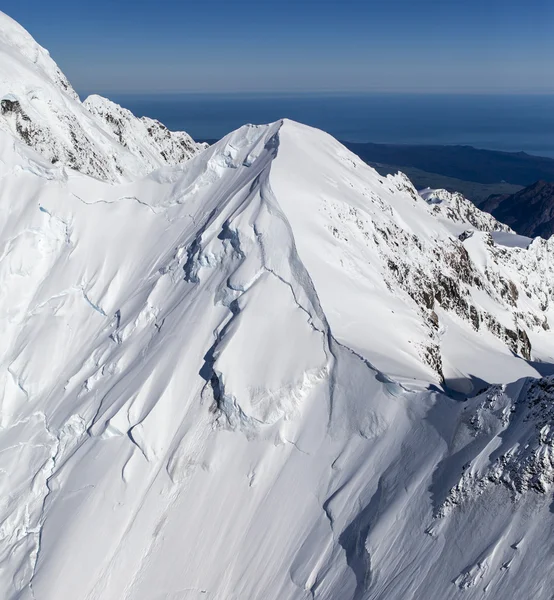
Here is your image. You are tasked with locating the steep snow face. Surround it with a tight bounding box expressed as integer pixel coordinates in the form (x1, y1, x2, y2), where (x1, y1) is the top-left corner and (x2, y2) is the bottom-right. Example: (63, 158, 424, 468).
(0, 12, 77, 101)
(0, 12, 204, 181)
(1, 116, 554, 600)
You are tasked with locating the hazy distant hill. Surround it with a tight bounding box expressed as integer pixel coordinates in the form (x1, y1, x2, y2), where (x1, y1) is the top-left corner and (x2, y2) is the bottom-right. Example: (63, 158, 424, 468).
(366, 161, 521, 204)
(342, 141, 554, 186)
(482, 180, 554, 239)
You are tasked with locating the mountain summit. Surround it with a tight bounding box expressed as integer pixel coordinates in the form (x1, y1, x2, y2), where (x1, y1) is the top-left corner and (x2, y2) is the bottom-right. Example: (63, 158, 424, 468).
(1, 13, 554, 600)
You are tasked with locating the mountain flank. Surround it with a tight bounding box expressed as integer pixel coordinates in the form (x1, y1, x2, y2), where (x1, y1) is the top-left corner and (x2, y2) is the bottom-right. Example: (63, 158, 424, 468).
(481, 180, 554, 239)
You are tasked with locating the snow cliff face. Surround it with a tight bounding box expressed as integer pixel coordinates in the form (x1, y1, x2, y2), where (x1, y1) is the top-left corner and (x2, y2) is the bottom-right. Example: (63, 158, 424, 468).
(1, 13, 554, 600)
(0, 12, 204, 181)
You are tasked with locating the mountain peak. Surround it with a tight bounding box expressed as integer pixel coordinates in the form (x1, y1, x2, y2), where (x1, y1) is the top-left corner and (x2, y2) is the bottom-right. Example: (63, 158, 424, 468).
(0, 13, 204, 181)
(0, 10, 78, 99)
(1, 12, 554, 600)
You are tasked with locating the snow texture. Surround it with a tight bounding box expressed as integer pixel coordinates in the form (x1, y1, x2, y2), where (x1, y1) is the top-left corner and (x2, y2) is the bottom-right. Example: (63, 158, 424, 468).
(1, 12, 554, 600)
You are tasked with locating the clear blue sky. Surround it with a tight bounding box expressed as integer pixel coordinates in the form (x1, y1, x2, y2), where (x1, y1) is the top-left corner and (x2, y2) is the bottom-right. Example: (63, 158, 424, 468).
(6, 0, 554, 94)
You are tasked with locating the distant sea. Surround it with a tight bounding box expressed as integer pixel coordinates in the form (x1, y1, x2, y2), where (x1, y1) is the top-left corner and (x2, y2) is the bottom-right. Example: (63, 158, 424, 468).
(102, 93, 554, 158)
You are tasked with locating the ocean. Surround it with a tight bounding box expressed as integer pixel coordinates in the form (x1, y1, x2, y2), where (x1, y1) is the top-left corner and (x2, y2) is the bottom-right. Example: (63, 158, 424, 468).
(103, 92, 554, 158)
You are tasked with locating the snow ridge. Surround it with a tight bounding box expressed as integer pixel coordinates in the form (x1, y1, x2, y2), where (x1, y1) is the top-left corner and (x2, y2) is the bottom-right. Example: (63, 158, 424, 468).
(0, 11, 204, 181)
(1, 13, 554, 600)
(420, 187, 512, 234)
(83, 95, 207, 172)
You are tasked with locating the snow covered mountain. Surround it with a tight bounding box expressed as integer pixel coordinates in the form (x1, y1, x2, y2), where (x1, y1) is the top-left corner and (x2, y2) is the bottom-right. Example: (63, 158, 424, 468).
(83, 94, 206, 174)
(0, 12, 204, 181)
(419, 187, 513, 234)
(1, 13, 554, 600)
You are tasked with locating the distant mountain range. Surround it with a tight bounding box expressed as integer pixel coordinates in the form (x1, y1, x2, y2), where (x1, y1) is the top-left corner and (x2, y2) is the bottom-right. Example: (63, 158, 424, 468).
(481, 180, 554, 239)
(338, 142, 554, 239)
(360, 160, 522, 204)
(341, 141, 554, 186)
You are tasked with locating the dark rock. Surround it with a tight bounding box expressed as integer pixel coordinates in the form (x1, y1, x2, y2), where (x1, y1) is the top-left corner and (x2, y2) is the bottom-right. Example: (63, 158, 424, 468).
(485, 180, 554, 239)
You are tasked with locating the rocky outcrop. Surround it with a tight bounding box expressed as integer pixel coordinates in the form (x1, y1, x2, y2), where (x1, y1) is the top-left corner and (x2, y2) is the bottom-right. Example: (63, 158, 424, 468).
(438, 376, 554, 517)
(83, 95, 207, 172)
(420, 187, 512, 233)
(0, 12, 204, 181)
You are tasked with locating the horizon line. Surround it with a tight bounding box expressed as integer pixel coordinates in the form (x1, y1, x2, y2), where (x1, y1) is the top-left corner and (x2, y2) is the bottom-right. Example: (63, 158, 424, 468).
(78, 89, 554, 98)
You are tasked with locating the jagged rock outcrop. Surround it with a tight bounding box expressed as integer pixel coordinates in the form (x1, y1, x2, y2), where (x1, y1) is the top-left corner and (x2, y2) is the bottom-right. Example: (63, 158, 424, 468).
(438, 376, 554, 517)
(83, 95, 207, 172)
(420, 187, 512, 233)
(0, 11, 204, 181)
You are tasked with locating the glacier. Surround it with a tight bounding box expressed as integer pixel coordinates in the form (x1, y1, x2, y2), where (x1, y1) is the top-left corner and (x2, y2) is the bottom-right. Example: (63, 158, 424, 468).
(0, 10, 553, 600)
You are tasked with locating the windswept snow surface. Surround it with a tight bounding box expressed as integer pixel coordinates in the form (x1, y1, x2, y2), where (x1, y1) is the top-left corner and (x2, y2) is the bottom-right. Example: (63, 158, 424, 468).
(490, 230, 533, 249)
(1, 115, 554, 600)
(1, 17, 554, 597)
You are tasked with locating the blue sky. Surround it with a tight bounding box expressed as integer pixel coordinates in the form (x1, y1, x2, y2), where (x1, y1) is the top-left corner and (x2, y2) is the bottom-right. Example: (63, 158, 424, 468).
(6, 0, 554, 94)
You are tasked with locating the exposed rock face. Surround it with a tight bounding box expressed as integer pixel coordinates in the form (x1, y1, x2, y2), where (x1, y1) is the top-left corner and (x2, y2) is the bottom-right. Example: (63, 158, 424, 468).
(482, 180, 554, 239)
(0, 92, 128, 180)
(0, 12, 204, 181)
(438, 376, 554, 517)
(420, 187, 512, 233)
(306, 173, 554, 383)
(375, 180, 551, 371)
(83, 95, 207, 172)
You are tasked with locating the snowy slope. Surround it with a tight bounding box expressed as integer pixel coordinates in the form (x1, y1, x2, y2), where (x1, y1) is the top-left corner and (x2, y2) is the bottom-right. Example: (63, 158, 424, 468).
(2, 12, 554, 600)
(419, 187, 513, 235)
(1, 114, 554, 600)
(0, 11, 204, 181)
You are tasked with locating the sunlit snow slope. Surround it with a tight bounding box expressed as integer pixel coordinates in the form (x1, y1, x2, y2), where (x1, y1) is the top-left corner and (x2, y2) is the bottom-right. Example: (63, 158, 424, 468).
(1, 117, 554, 600)
(1, 14, 554, 600)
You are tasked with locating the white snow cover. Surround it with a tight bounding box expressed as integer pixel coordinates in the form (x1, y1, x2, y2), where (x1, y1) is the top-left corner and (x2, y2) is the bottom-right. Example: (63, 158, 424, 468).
(1, 118, 554, 600)
(1, 14, 554, 600)
(419, 187, 512, 235)
(0, 11, 204, 181)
